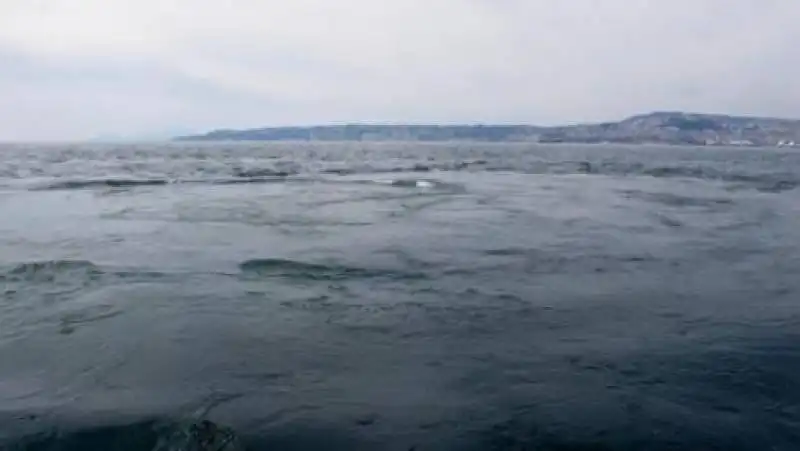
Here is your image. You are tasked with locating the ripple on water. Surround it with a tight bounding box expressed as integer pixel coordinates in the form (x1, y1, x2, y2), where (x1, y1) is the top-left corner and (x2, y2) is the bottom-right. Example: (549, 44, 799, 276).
(1, 261, 175, 286)
(2, 260, 103, 283)
(57, 303, 124, 335)
(3, 419, 243, 451)
(2, 144, 800, 450)
(238, 258, 427, 282)
(619, 190, 734, 209)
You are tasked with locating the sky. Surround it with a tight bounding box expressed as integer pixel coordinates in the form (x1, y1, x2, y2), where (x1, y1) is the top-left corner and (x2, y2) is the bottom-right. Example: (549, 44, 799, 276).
(1, 0, 799, 141)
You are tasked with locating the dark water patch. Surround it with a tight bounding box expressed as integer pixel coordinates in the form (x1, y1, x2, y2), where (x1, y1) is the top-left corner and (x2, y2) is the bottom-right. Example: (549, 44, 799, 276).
(483, 165, 521, 173)
(1, 418, 245, 451)
(470, 414, 760, 451)
(483, 248, 530, 257)
(672, 339, 800, 405)
(239, 427, 372, 451)
(620, 190, 734, 208)
(395, 160, 488, 173)
(155, 419, 243, 451)
(0, 261, 203, 292)
(642, 165, 711, 180)
(239, 259, 426, 281)
(2, 260, 103, 283)
(756, 179, 797, 193)
(0, 420, 160, 451)
(635, 166, 799, 192)
(531, 160, 597, 175)
(727, 180, 799, 194)
(321, 168, 357, 176)
(209, 176, 298, 186)
(320, 160, 488, 176)
(8, 415, 757, 451)
(458, 336, 800, 451)
(58, 304, 124, 335)
(278, 295, 339, 312)
(480, 248, 663, 274)
(30, 179, 171, 191)
(232, 167, 294, 178)
(654, 214, 684, 228)
(28, 176, 307, 191)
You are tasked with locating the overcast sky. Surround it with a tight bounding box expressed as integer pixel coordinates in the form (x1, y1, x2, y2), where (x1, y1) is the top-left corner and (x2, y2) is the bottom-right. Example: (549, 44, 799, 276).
(1, 0, 798, 140)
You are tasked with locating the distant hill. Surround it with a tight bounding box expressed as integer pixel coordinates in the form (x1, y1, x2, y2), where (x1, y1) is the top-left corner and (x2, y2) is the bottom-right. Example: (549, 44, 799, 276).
(175, 112, 800, 147)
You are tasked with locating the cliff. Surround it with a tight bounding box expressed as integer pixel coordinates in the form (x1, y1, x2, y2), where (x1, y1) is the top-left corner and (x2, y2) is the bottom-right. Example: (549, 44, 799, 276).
(176, 112, 800, 146)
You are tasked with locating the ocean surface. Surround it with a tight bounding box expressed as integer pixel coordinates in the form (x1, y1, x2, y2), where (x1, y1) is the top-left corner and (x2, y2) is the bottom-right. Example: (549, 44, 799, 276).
(1, 142, 799, 450)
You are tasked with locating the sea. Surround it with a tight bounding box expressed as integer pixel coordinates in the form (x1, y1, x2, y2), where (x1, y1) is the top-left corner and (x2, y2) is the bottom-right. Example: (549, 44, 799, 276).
(0, 142, 799, 450)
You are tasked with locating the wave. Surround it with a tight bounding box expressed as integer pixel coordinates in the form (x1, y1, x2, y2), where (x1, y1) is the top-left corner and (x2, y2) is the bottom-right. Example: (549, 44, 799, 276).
(4, 257, 425, 287)
(320, 161, 799, 193)
(1, 261, 183, 286)
(208, 176, 299, 186)
(610, 163, 798, 192)
(346, 177, 466, 193)
(28, 174, 460, 192)
(3, 410, 788, 451)
(239, 258, 426, 281)
(755, 179, 798, 193)
(620, 190, 735, 208)
(1, 418, 242, 451)
(2, 417, 421, 451)
(320, 160, 489, 176)
(29, 176, 299, 191)
(30, 179, 171, 191)
(389, 179, 439, 189)
(2, 260, 103, 282)
(16, 157, 800, 194)
(232, 167, 294, 178)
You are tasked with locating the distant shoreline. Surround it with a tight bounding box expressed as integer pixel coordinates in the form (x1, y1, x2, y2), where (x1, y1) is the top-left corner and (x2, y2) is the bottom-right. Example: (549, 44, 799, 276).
(175, 112, 800, 148)
(168, 140, 796, 149)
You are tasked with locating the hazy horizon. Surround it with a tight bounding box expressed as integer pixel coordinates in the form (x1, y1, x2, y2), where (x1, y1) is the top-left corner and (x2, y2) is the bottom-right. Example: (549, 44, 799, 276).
(2, 0, 799, 141)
